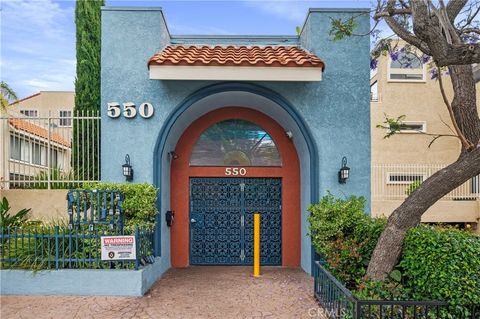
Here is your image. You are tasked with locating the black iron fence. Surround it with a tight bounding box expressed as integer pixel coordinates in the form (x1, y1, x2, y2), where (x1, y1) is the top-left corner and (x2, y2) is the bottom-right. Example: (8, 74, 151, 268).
(0, 225, 154, 270)
(313, 261, 478, 319)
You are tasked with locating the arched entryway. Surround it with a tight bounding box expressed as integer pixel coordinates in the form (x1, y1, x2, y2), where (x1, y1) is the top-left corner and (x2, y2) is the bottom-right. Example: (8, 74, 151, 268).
(170, 107, 300, 267)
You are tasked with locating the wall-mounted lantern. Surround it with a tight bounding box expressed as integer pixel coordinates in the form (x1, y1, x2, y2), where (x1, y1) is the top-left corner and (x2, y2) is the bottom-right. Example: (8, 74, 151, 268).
(122, 154, 133, 181)
(338, 156, 350, 184)
(166, 210, 175, 227)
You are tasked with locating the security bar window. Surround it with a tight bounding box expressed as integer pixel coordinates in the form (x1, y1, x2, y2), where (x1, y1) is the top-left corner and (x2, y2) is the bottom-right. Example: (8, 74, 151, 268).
(59, 110, 72, 127)
(388, 173, 425, 184)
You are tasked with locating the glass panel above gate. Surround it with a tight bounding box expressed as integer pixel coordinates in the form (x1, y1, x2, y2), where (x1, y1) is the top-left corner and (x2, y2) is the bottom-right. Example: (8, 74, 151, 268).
(190, 119, 282, 166)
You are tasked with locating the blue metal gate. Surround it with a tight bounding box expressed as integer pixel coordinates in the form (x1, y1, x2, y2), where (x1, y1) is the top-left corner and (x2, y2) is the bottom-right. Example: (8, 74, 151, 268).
(189, 177, 282, 265)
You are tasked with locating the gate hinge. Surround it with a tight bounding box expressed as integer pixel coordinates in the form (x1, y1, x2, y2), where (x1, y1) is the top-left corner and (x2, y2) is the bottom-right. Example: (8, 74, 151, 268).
(240, 249, 245, 261)
(240, 183, 245, 192)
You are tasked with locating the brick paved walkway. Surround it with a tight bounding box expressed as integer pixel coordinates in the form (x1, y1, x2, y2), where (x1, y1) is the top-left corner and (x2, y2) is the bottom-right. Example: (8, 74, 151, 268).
(1, 266, 325, 319)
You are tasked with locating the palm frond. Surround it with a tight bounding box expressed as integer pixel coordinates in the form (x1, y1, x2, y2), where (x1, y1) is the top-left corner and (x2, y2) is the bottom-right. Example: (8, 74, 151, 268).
(0, 81, 18, 102)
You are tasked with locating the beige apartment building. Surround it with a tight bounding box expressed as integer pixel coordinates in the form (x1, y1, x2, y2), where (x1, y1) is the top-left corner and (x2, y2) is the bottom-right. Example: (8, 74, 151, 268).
(370, 42, 480, 230)
(0, 91, 74, 189)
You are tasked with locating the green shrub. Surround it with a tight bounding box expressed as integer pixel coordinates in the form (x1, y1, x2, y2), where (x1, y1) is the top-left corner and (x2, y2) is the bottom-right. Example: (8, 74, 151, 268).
(309, 193, 479, 312)
(0, 197, 31, 227)
(1, 223, 150, 270)
(400, 226, 480, 306)
(82, 182, 158, 230)
(308, 192, 386, 288)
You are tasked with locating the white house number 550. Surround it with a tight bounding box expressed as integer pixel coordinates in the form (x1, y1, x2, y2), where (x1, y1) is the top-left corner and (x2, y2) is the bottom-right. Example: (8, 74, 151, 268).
(225, 168, 247, 176)
(107, 102, 154, 119)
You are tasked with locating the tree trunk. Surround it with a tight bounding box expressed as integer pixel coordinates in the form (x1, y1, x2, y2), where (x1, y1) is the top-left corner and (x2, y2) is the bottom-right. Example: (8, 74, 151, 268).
(365, 0, 480, 282)
(366, 147, 480, 280)
(366, 54, 480, 281)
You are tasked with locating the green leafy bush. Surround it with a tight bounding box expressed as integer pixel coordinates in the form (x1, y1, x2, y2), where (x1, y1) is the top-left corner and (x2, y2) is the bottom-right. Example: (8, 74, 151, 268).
(400, 226, 480, 306)
(82, 182, 158, 229)
(1, 222, 152, 270)
(309, 192, 479, 312)
(0, 197, 31, 227)
(308, 192, 386, 288)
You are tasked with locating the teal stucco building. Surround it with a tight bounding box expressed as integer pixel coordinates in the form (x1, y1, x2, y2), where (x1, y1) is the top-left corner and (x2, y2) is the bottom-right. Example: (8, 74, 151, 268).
(101, 6, 371, 276)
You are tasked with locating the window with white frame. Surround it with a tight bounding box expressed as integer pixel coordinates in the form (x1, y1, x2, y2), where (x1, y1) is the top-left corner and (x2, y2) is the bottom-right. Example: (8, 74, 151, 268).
(20, 109, 38, 117)
(49, 149, 64, 169)
(387, 173, 425, 184)
(59, 110, 72, 127)
(397, 121, 427, 133)
(370, 81, 378, 101)
(10, 135, 30, 162)
(388, 52, 425, 81)
(32, 143, 47, 166)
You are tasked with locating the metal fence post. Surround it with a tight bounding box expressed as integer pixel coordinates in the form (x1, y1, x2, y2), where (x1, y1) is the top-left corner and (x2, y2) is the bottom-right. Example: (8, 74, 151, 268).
(353, 300, 360, 319)
(47, 111, 51, 189)
(135, 227, 140, 270)
(54, 225, 59, 270)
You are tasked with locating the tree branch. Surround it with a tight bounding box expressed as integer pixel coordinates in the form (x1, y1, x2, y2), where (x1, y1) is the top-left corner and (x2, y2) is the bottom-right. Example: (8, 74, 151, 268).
(374, 8, 412, 19)
(446, 0, 468, 22)
(426, 134, 455, 148)
(460, 28, 480, 35)
(437, 66, 474, 150)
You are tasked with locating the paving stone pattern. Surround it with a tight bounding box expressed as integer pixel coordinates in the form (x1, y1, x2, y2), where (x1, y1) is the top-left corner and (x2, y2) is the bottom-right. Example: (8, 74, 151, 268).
(1, 266, 326, 319)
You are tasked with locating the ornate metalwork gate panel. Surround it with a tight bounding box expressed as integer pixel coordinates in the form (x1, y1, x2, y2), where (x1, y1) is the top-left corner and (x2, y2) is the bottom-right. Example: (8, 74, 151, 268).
(189, 177, 281, 265)
(244, 178, 282, 265)
(190, 178, 243, 265)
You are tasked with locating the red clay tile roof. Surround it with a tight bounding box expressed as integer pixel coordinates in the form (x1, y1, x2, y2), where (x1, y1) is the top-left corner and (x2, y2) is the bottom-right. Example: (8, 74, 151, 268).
(148, 45, 325, 69)
(9, 118, 71, 147)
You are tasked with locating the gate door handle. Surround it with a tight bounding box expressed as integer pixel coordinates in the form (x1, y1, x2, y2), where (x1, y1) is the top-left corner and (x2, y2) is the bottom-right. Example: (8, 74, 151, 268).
(190, 218, 196, 223)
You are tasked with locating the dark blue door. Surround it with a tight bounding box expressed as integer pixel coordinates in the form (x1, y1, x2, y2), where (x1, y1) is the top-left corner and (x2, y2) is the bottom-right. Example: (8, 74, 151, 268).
(189, 177, 282, 265)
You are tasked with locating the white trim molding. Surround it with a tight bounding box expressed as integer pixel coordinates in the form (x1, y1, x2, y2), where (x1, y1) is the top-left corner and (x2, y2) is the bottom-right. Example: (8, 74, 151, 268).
(149, 65, 322, 82)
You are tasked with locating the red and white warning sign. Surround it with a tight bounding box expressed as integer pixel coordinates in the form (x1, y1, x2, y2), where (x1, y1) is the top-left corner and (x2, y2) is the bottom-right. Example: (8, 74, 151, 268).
(101, 236, 136, 261)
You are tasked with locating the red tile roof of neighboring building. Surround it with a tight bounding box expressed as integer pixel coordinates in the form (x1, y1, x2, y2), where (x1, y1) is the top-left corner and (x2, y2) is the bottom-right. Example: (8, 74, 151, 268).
(9, 118, 71, 147)
(148, 45, 325, 69)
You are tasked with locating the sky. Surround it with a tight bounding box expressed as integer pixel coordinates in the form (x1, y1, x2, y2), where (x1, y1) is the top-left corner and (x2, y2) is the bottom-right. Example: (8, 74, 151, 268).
(1, 0, 373, 98)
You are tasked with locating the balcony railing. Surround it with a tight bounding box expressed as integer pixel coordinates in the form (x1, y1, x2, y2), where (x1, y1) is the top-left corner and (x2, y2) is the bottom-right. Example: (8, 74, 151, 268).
(372, 164, 480, 201)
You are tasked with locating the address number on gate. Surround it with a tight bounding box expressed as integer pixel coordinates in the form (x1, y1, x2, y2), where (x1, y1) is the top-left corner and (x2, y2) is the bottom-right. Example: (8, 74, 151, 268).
(107, 102, 154, 119)
(225, 167, 247, 176)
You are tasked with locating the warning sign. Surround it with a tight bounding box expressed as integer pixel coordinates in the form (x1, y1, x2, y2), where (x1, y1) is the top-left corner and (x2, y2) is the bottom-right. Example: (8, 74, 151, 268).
(101, 236, 136, 261)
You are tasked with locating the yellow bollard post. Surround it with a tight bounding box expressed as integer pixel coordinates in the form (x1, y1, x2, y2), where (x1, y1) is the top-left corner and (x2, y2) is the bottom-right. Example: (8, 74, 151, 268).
(253, 213, 260, 277)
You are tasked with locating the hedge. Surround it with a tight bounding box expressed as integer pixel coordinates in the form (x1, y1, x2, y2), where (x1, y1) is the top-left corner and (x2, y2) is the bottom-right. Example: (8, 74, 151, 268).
(308, 193, 480, 306)
(401, 226, 480, 306)
(82, 182, 158, 230)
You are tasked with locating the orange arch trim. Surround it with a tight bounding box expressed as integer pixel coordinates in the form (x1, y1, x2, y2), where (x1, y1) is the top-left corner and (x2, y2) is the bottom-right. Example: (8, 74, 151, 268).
(170, 107, 300, 267)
